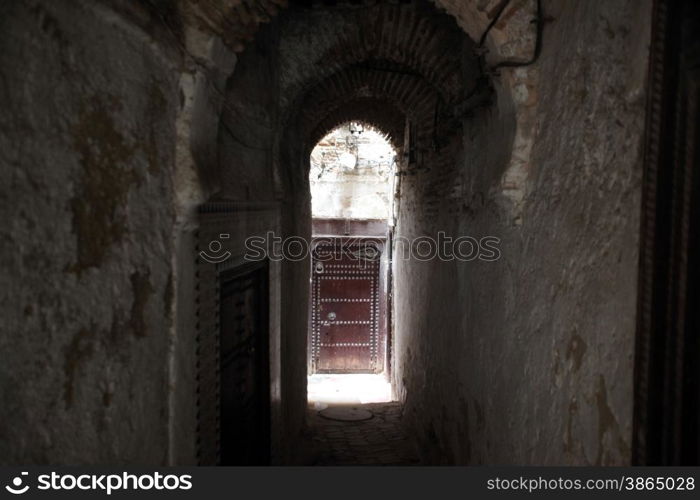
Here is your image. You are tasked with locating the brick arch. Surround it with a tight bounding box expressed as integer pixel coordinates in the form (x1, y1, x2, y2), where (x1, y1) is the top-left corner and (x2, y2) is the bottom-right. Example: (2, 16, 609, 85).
(187, 0, 539, 213)
(308, 97, 406, 154)
(274, 1, 477, 116)
(293, 63, 445, 154)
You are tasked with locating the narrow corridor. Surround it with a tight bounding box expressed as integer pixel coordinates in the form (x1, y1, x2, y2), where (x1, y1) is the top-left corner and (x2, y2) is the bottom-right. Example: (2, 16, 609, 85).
(304, 403, 420, 466)
(4, 0, 696, 468)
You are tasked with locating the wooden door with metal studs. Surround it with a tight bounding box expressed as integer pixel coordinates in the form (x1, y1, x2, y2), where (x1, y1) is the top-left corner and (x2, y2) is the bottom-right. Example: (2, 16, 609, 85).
(310, 239, 382, 373)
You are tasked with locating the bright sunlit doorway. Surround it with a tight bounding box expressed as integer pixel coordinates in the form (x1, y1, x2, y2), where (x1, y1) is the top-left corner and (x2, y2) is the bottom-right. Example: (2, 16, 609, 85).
(306, 123, 397, 407)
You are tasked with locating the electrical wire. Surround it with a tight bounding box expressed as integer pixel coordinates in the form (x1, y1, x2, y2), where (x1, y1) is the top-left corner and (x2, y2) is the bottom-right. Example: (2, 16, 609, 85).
(478, 0, 512, 48)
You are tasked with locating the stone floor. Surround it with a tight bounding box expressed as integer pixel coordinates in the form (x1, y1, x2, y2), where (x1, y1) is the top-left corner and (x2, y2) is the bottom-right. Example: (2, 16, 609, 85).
(302, 402, 421, 465)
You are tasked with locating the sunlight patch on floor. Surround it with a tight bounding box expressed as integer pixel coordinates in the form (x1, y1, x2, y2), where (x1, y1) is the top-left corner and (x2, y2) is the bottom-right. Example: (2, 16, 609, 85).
(307, 374, 393, 406)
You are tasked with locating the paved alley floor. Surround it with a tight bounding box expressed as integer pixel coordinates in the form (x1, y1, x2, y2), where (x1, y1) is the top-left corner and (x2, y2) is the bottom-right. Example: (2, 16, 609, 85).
(303, 402, 420, 465)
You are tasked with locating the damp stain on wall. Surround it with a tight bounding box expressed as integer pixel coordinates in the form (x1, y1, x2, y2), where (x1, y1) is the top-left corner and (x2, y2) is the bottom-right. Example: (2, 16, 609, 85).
(67, 96, 139, 274)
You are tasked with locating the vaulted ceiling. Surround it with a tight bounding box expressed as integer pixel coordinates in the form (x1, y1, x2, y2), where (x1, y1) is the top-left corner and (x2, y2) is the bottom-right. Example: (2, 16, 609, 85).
(182, 0, 526, 158)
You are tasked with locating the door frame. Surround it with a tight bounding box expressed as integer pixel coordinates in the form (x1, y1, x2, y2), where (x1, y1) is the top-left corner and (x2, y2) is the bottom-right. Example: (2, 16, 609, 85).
(632, 0, 700, 465)
(307, 226, 392, 376)
(218, 260, 271, 465)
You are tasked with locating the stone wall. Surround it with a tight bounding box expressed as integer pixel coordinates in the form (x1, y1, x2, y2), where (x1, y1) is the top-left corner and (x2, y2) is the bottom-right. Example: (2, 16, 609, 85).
(393, 0, 651, 465)
(0, 0, 305, 465)
(0, 0, 182, 464)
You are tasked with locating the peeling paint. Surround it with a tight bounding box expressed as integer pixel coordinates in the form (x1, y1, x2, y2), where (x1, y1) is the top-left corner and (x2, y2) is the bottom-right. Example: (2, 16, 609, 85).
(129, 270, 154, 337)
(63, 327, 96, 409)
(594, 375, 628, 465)
(565, 334, 587, 372)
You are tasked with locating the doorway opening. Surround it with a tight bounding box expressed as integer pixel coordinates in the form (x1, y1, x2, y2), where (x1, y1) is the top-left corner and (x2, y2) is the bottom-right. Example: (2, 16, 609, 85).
(307, 123, 397, 405)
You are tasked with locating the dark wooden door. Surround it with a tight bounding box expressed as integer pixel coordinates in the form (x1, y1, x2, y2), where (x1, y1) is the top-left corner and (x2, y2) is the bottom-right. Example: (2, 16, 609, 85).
(310, 239, 381, 373)
(219, 262, 270, 465)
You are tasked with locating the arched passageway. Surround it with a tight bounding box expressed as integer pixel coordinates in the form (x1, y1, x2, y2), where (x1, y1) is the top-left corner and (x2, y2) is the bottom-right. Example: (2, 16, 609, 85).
(194, 0, 506, 464)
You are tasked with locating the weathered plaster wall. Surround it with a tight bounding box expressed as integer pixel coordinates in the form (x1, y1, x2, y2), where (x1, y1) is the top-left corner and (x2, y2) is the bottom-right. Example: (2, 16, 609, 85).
(0, 0, 311, 466)
(393, 0, 651, 465)
(219, 26, 280, 200)
(0, 0, 182, 463)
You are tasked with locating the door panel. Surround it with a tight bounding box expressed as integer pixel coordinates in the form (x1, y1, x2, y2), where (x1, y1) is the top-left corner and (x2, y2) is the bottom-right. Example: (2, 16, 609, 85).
(319, 300, 372, 321)
(319, 278, 373, 298)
